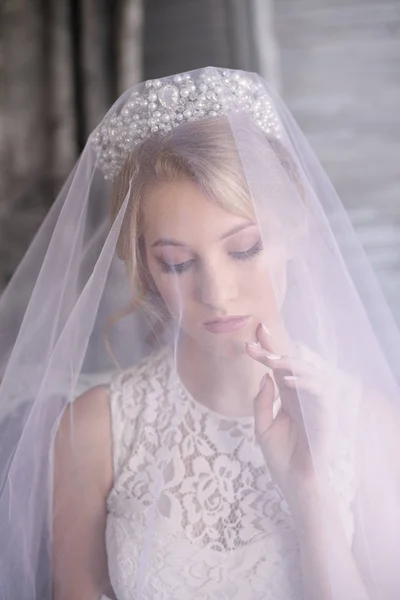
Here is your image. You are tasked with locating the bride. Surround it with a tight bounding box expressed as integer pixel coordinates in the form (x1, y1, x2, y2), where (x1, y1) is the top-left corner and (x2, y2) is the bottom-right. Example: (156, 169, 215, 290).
(0, 67, 399, 600)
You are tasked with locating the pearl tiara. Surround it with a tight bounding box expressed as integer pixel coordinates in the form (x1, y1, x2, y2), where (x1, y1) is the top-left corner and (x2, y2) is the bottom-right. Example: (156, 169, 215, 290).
(91, 67, 282, 181)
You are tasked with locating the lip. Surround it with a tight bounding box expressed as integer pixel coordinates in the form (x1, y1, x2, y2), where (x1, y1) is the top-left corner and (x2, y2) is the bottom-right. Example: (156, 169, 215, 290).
(203, 315, 250, 334)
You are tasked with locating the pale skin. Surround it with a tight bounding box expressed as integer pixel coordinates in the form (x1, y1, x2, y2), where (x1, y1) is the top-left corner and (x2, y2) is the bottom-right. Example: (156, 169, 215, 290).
(53, 179, 369, 599)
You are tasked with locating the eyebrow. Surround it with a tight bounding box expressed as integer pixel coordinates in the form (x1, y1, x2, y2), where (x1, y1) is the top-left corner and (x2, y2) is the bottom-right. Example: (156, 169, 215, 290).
(151, 222, 256, 248)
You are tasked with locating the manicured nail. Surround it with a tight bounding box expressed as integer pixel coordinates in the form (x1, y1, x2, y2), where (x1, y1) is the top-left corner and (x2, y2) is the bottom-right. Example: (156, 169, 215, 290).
(246, 341, 261, 349)
(264, 351, 282, 360)
(261, 324, 271, 336)
(283, 375, 298, 381)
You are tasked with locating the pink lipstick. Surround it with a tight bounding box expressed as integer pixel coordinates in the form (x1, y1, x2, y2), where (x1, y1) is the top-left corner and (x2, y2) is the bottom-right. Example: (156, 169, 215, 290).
(203, 316, 249, 334)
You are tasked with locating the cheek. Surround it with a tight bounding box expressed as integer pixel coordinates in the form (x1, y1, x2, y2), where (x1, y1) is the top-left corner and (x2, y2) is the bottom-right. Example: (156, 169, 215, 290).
(250, 251, 288, 309)
(149, 269, 193, 317)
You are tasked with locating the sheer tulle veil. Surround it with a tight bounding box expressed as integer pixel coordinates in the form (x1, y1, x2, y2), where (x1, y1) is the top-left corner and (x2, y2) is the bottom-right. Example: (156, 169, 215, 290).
(0, 66, 400, 599)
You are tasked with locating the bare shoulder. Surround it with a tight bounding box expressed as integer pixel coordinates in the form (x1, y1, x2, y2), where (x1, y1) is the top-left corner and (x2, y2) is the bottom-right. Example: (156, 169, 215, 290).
(53, 385, 114, 598)
(55, 384, 113, 494)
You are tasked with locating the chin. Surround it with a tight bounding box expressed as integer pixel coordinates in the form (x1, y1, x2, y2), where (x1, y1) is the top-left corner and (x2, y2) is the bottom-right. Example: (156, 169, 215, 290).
(177, 321, 253, 360)
(200, 333, 248, 361)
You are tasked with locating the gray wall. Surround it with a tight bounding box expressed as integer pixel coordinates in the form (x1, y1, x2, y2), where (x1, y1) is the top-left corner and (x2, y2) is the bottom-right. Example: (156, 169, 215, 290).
(274, 0, 400, 323)
(1, 0, 399, 327)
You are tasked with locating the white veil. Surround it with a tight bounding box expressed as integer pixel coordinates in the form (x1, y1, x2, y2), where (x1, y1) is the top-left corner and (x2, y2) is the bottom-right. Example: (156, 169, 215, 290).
(0, 67, 400, 599)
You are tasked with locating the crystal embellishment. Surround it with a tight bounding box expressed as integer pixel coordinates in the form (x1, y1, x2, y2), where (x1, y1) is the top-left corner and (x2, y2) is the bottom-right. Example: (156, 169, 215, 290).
(159, 84, 180, 109)
(91, 67, 282, 180)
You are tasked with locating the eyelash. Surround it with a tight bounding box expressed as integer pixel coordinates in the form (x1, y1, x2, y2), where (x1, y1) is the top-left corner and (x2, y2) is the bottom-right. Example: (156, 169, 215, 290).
(159, 241, 262, 274)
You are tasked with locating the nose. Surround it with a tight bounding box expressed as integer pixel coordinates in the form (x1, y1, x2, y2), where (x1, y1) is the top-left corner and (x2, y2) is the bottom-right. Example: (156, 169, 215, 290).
(196, 261, 238, 309)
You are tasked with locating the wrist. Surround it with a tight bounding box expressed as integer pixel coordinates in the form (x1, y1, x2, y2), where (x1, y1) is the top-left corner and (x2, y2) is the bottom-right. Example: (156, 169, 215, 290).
(284, 482, 328, 531)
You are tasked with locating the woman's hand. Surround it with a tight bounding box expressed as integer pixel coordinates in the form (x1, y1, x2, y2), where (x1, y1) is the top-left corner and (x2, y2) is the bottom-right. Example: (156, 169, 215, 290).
(246, 323, 335, 510)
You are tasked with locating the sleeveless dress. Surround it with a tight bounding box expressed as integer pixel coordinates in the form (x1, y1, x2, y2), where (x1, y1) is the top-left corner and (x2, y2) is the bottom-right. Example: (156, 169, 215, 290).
(104, 346, 358, 600)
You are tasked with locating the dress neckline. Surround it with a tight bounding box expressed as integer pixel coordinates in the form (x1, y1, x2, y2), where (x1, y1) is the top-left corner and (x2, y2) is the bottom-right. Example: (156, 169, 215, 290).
(164, 345, 256, 427)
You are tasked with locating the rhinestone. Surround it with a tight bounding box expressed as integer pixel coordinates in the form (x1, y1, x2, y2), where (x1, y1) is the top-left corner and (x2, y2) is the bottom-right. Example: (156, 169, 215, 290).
(94, 68, 281, 180)
(159, 84, 180, 109)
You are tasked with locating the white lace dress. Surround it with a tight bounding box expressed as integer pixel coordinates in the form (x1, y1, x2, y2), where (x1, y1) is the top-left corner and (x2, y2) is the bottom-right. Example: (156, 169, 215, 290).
(104, 346, 357, 600)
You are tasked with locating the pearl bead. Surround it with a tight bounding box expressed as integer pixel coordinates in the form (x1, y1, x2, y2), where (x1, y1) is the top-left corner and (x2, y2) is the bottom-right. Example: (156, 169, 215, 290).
(95, 68, 281, 180)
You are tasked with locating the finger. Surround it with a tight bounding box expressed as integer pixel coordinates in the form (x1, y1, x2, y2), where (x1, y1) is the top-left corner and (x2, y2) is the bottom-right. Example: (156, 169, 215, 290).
(256, 322, 295, 356)
(257, 322, 273, 351)
(282, 374, 325, 397)
(246, 346, 317, 379)
(253, 373, 276, 440)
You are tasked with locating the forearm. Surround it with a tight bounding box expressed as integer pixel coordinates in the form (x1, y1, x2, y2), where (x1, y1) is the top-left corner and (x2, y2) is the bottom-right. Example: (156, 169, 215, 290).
(291, 494, 369, 600)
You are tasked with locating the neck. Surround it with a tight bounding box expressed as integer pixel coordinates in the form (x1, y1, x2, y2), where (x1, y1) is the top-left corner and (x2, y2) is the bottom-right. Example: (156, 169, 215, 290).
(176, 335, 268, 418)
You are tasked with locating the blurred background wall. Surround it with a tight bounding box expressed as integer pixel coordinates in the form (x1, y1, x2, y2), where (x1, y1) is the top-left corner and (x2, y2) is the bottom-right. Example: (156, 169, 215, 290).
(1, 0, 399, 321)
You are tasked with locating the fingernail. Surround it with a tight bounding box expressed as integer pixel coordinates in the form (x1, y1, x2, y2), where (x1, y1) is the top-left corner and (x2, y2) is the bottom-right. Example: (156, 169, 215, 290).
(264, 351, 282, 360)
(246, 341, 261, 349)
(261, 324, 271, 336)
(283, 375, 298, 381)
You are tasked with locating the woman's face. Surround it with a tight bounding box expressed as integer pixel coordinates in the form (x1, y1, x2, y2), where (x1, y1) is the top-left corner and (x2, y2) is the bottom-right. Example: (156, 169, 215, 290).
(142, 178, 288, 357)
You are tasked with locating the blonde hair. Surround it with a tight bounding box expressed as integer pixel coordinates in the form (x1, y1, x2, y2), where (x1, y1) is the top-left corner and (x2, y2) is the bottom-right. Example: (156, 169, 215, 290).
(110, 116, 302, 321)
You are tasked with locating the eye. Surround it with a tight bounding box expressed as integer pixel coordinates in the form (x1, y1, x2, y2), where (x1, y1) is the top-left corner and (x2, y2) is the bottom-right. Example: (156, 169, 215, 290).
(159, 259, 194, 274)
(230, 241, 262, 261)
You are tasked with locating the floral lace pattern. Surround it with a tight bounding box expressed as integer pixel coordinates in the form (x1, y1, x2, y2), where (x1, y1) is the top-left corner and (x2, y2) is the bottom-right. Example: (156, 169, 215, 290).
(105, 346, 358, 600)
